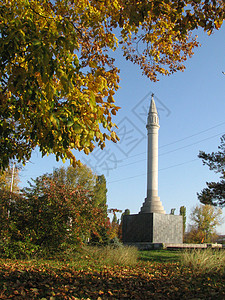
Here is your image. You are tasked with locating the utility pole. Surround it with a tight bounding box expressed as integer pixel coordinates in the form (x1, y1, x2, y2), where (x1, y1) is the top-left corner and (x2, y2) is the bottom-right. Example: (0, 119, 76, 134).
(8, 163, 15, 218)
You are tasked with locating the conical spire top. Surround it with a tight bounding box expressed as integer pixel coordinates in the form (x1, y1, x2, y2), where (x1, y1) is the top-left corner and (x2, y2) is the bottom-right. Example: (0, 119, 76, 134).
(147, 93, 159, 127)
(149, 94, 157, 114)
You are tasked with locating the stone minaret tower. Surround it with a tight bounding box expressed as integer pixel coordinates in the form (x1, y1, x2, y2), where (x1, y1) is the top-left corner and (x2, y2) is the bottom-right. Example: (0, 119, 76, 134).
(140, 94, 165, 214)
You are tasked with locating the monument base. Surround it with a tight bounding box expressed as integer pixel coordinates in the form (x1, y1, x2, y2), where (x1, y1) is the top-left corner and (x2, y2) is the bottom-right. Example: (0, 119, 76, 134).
(140, 196, 166, 214)
(122, 213, 183, 244)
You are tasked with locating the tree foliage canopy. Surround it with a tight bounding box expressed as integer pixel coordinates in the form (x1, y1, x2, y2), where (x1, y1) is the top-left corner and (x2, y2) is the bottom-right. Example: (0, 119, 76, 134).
(179, 205, 186, 233)
(1, 0, 224, 170)
(0, 165, 109, 257)
(188, 204, 223, 243)
(198, 135, 225, 207)
(93, 175, 107, 208)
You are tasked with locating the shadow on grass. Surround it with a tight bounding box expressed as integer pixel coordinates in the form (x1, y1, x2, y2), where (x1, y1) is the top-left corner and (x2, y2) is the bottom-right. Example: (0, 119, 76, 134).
(139, 249, 182, 263)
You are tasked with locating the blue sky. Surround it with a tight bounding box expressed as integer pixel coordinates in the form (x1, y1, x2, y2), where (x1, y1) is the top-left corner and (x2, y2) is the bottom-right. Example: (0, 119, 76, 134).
(20, 25, 225, 233)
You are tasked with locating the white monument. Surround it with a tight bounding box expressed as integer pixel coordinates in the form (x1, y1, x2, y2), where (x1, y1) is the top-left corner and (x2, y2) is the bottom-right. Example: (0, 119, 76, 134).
(140, 94, 165, 214)
(122, 93, 183, 247)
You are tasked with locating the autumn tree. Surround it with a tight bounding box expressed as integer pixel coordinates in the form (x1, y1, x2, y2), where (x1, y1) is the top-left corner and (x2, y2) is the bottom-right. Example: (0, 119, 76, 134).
(198, 135, 225, 207)
(180, 206, 186, 234)
(93, 175, 107, 208)
(0, 189, 25, 258)
(185, 226, 208, 244)
(51, 164, 96, 190)
(0, 165, 109, 257)
(89, 175, 110, 245)
(170, 208, 176, 215)
(118, 208, 131, 241)
(122, 209, 131, 217)
(105, 208, 122, 240)
(22, 175, 106, 253)
(1, 0, 224, 170)
(187, 204, 223, 243)
(112, 213, 118, 224)
(50, 167, 108, 215)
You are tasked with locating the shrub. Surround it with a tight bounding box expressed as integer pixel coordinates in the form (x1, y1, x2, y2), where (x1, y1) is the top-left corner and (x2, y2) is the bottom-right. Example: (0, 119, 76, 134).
(180, 249, 225, 274)
(0, 169, 110, 258)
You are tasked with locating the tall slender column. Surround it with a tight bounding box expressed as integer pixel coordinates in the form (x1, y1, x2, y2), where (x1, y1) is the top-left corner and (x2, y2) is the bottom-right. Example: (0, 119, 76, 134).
(140, 95, 165, 214)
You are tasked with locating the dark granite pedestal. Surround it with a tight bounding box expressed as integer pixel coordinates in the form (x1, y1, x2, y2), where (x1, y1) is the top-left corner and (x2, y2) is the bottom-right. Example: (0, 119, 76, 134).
(122, 213, 183, 244)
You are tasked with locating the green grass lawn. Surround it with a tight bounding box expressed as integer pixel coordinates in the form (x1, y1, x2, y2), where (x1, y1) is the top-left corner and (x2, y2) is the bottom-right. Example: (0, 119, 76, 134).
(139, 249, 182, 263)
(0, 247, 225, 299)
